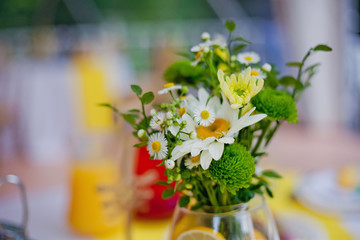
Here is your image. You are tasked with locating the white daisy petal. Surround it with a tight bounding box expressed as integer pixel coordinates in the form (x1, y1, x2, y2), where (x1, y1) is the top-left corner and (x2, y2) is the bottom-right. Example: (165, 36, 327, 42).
(218, 137, 235, 144)
(209, 142, 224, 160)
(200, 150, 213, 170)
(198, 88, 210, 105)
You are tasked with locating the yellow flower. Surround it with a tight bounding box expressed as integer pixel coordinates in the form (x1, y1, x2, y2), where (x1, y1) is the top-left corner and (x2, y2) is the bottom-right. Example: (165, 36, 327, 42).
(217, 68, 264, 109)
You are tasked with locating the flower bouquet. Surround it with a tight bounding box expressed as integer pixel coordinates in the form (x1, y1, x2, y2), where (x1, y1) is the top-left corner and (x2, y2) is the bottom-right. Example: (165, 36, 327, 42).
(102, 21, 331, 240)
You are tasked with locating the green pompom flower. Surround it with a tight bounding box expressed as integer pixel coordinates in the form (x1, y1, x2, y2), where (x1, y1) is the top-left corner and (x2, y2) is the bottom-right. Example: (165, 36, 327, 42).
(209, 144, 255, 194)
(251, 89, 298, 123)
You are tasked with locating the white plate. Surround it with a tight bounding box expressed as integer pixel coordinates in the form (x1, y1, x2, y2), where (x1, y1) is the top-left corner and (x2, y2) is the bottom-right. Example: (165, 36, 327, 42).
(294, 169, 360, 215)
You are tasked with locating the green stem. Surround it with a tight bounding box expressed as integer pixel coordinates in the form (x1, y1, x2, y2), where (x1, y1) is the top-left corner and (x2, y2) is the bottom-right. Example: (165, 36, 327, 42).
(293, 49, 313, 98)
(251, 120, 272, 155)
(265, 121, 281, 146)
(141, 103, 150, 135)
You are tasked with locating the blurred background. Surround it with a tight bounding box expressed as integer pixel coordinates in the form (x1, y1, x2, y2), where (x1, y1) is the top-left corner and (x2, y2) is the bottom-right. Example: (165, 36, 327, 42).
(0, 0, 359, 239)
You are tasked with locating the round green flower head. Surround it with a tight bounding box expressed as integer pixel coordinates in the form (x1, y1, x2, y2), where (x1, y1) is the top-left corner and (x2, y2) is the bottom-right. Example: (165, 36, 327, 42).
(209, 144, 255, 194)
(251, 89, 298, 123)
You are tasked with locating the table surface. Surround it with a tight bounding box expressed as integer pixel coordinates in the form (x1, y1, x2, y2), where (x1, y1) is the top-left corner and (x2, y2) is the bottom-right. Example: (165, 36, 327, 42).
(1, 125, 360, 240)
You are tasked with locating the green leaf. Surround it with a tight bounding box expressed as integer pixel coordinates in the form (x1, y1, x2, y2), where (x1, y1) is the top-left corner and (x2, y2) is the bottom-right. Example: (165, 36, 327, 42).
(162, 188, 175, 199)
(253, 152, 266, 157)
(98, 103, 122, 115)
(304, 63, 321, 73)
(265, 185, 274, 198)
(232, 44, 247, 54)
(163, 61, 205, 86)
(129, 109, 140, 113)
(121, 113, 137, 127)
(225, 20, 236, 32)
(286, 62, 303, 67)
(133, 142, 147, 148)
(231, 36, 251, 44)
(141, 92, 154, 105)
(279, 76, 304, 89)
(131, 85, 142, 96)
(156, 180, 169, 186)
(262, 170, 282, 178)
(179, 195, 190, 208)
(265, 73, 279, 89)
(313, 44, 332, 52)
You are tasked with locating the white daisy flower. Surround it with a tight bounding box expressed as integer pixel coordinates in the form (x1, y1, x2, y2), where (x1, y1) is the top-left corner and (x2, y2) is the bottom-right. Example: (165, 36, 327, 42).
(262, 63, 272, 72)
(237, 52, 260, 65)
(201, 32, 210, 41)
(184, 155, 201, 169)
(150, 112, 166, 130)
(170, 95, 266, 170)
(242, 68, 266, 80)
(165, 159, 175, 169)
(193, 105, 216, 126)
(158, 83, 182, 95)
(211, 34, 227, 49)
(147, 132, 168, 160)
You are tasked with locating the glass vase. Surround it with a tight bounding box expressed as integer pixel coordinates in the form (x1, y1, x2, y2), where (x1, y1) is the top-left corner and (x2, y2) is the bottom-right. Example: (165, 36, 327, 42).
(169, 195, 279, 240)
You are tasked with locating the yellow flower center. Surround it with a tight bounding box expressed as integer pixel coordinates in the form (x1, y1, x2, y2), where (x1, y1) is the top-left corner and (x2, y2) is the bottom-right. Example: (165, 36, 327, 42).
(195, 51, 202, 60)
(191, 155, 200, 164)
(164, 83, 174, 88)
(179, 107, 186, 117)
(250, 70, 259, 76)
(180, 96, 187, 100)
(196, 118, 230, 140)
(244, 56, 253, 61)
(200, 110, 210, 120)
(151, 141, 161, 152)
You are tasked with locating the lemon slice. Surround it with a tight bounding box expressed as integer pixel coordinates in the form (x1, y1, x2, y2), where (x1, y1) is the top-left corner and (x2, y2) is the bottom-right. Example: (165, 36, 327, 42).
(176, 226, 226, 240)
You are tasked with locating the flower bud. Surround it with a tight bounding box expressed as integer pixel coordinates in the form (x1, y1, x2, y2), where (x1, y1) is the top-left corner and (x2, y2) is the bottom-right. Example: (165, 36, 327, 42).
(201, 32, 210, 41)
(230, 55, 237, 62)
(176, 140, 183, 145)
(166, 120, 173, 126)
(137, 129, 146, 138)
(181, 86, 189, 94)
(190, 131, 197, 139)
(261, 63, 272, 72)
(203, 47, 210, 53)
(165, 159, 175, 169)
(161, 103, 168, 109)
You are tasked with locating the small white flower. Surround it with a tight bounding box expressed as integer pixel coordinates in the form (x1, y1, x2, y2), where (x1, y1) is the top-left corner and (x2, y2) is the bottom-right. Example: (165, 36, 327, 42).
(201, 32, 210, 41)
(237, 52, 260, 65)
(150, 109, 157, 116)
(184, 155, 201, 169)
(166, 120, 173, 126)
(158, 83, 182, 95)
(150, 112, 166, 130)
(166, 111, 173, 119)
(211, 34, 227, 49)
(137, 129, 146, 138)
(262, 63, 272, 72)
(147, 132, 168, 160)
(165, 159, 175, 169)
(194, 106, 215, 127)
(242, 68, 266, 80)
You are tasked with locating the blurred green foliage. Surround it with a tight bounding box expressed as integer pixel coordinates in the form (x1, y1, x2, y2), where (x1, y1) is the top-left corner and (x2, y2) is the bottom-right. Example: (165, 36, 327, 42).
(0, 0, 216, 29)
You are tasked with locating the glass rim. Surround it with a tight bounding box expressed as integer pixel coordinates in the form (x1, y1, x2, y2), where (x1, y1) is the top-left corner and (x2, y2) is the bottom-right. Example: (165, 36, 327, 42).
(179, 194, 266, 217)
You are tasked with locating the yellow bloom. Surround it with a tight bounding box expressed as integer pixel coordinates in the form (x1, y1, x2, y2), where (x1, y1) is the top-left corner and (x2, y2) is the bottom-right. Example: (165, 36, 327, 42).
(217, 68, 264, 109)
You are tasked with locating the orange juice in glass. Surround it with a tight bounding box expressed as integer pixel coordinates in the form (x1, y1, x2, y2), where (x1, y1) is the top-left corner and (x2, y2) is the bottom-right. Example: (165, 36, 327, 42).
(69, 158, 125, 235)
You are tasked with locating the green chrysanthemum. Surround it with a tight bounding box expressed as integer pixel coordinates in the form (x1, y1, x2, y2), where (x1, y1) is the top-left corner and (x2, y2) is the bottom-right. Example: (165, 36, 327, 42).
(209, 144, 255, 194)
(251, 89, 298, 123)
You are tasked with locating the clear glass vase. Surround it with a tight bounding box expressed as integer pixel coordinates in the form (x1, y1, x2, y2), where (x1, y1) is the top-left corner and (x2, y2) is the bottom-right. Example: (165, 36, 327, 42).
(169, 195, 279, 240)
